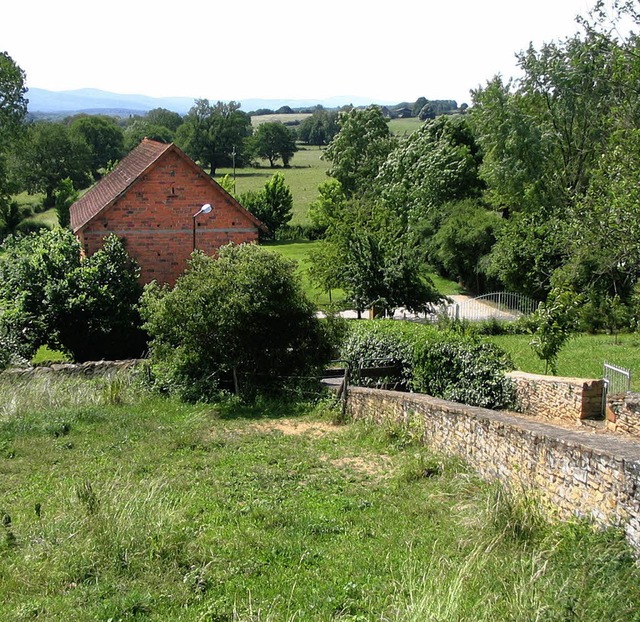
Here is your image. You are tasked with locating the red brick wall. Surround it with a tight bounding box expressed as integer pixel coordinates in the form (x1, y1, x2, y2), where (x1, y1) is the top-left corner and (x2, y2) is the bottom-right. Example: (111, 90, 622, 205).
(77, 151, 259, 285)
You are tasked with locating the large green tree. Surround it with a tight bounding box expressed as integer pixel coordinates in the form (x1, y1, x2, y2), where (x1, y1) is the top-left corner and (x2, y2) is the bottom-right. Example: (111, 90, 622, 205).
(310, 198, 442, 316)
(298, 108, 339, 147)
(175, 99, 252, 175)
(239, 173, 293, 237)
(0, 52, 28, 232)
(0, 229, 145, 361)
(140, 243, 333, 401)
(376, 114, 484, 224)
(250, 121, 297, 167)
(470, 22, 638, 298)
(14, 121, 92, 206)
(323, 106, 396, 198)
(68, 115, 124, 178)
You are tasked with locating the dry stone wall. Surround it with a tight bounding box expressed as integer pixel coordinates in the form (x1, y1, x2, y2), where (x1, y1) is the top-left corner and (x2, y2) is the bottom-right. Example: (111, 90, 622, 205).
(346, 386, 640, 553)
(2, 360, 144, 380)
(607, 393, 640, 438)
(508, 371, 604, 422)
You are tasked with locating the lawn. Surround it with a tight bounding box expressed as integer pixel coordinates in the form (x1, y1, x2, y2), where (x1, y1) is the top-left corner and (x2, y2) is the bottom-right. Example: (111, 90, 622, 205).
(263, 240, 465, 309)
(1, 373, 639, 621)
(216, 146, 330, 226)
(488, 332, 640, 389)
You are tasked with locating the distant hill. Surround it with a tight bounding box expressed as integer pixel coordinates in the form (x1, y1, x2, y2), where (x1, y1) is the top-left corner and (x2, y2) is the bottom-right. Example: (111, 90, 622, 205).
(26, 87, 395, 116)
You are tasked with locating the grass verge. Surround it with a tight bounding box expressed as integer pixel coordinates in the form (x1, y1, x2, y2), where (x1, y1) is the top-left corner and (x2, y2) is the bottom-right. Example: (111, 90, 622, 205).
(1, 374, 639, 621)
(488, 332, 640, 389)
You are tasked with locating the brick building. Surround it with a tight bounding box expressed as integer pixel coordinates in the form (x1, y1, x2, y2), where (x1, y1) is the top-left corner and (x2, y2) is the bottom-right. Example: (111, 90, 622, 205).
(70, 138, 266, 285)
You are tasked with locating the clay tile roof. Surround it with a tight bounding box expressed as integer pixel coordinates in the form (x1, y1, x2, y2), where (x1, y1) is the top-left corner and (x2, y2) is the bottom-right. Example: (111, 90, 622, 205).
(70, 138, 173, 232)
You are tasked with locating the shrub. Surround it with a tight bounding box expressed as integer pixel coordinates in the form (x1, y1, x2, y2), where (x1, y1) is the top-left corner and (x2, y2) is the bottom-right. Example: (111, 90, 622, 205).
(140, 243, 335, 401)
(340, 320, 515, 409)
(0, 229, 145, 362)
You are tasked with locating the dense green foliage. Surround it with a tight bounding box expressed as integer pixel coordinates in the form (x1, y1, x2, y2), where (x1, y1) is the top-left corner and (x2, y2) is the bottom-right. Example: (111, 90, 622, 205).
(0, 229, 145, 361)
(0, 51, 27, 229)
(175, 99, 252, 175)
(323, 106, 396, 198)
(250, 121, 298, 167)
(68, 115, 125, 178)
(239, 172, 294, 238)
(140, 243, 333, 401)
(341, 320, 516, 409)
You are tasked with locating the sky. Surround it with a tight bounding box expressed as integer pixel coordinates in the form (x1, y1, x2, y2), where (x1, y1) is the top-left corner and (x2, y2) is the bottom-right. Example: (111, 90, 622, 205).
(3, 0, 598, 106)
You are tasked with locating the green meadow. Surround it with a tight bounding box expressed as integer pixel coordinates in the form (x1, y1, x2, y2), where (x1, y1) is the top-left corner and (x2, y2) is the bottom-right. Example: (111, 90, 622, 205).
(1, 373, 639, 621)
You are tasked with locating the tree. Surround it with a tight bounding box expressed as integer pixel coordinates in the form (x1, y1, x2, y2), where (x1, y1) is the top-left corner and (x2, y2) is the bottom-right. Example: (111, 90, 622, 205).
(175, 99, 252, 175)
(54, 178, 78, 228)
(69, 115, 124, 178)
(250, 121, 297, 167)
(310, 198, 442, 316)
(469, 25, 632, 298)
(560, 129, 640, 303)
(298, 109, 339, 147)
(0, 229, 145, 361)
(308, 178, 347, 232)
(323, 106, 397, 197)
(0, 52, 28, 217)
(140, 243, 333, 401)
(123, 120, 173, 152)
(428, 199, 502, 292)
(145, 107, 183, 132)
(376, 114, 484, 224)
(15, 122, 92, 206)
(528, 287, 582, 374)
(240, 173, 293, 237)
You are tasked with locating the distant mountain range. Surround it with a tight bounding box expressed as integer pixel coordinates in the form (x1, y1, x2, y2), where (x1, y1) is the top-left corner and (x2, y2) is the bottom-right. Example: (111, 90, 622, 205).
(26, 87, 395, 116)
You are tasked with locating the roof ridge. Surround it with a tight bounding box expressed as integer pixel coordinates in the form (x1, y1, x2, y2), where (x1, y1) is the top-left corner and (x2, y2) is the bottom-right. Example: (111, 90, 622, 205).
(70, 139, 173, 232)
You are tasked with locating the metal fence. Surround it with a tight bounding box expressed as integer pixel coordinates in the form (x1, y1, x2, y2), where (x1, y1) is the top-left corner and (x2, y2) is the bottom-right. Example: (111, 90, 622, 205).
(441, 292, 538, 323)
(603, 362, 631, 395)
(602, 361, 632, 416)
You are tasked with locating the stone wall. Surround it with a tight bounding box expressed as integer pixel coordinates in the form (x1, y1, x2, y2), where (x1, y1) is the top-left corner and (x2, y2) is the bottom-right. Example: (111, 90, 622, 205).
(508, 371, 604, 422)
(606, 393, 640, 438)
(2, 359, 144, 380)
(346, 386, 640, 553)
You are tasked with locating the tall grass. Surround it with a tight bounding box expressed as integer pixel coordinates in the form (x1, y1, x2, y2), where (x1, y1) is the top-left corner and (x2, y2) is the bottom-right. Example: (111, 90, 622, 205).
(1, 375, 639, 620)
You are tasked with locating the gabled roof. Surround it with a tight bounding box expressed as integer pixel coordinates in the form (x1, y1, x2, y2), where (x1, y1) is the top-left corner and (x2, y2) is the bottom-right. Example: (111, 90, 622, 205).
(70, 138, 267, 233)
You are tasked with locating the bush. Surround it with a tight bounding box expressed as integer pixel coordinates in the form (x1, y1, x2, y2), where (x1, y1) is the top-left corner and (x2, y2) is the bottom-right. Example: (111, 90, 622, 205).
(0, 229, 145, 362)
(140, 243, 335, 401)
(340, 320, 515, 409)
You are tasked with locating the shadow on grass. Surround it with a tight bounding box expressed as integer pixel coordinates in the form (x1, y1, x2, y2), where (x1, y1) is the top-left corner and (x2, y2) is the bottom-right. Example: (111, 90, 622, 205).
(214, 393, 329, 422)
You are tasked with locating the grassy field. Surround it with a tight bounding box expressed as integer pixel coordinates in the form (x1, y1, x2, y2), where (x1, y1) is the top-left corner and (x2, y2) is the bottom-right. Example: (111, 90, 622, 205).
(388, 117, 423, 136)
(263, 240, 466, 308)
(1, 373, 639, 621)
(216, 146, 330, 226)
(488, 332, 640, 389)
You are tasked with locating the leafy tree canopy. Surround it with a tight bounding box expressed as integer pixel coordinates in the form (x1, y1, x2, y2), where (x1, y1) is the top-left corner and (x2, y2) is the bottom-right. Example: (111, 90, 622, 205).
(140, 243, 333, 401)
(175, 99, 252, 175)
(69, 115, 124, 178)
(250, 121, 297, 167)
(323, 106, 396, 198)
(0, 229, 145, 361)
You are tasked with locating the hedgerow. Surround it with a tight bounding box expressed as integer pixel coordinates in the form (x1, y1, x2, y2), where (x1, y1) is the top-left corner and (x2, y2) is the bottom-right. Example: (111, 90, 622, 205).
(340, 320, 516, 410)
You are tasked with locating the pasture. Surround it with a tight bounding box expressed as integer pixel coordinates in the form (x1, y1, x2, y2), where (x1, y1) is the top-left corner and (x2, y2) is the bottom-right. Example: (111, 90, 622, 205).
(1, 373, 639, 621)
(216, 146, 330, 226)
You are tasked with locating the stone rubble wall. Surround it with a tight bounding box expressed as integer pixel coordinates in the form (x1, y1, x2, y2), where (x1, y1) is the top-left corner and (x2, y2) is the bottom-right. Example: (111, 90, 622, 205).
(508, 371, 604, 422)
(606, 393, 640, 438)
(2, 360, 145, 380)
(346, 386, 640, 553)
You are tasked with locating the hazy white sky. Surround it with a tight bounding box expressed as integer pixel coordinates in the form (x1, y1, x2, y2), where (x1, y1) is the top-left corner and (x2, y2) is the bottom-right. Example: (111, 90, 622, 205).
(3, 0, 596, 106)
